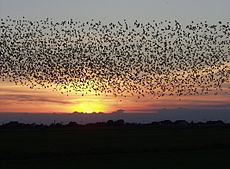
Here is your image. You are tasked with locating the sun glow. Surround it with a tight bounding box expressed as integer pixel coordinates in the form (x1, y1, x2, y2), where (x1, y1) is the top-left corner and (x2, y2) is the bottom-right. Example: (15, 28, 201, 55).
(71, 96, 106, 113)
(63, 79, 112, 113)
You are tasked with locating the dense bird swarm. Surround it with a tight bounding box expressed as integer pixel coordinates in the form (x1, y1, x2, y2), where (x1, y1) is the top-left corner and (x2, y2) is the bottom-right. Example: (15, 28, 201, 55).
(0, 17, 229, 98)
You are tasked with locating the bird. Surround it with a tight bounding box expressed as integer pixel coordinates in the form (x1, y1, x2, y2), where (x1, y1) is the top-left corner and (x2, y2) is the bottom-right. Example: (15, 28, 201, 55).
(0, 17, 229, 99)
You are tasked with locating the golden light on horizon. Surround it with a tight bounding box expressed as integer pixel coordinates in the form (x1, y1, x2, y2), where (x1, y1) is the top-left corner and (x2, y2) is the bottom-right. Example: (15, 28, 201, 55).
(72, 100, 105, 113)
(69, 94, 108, 113)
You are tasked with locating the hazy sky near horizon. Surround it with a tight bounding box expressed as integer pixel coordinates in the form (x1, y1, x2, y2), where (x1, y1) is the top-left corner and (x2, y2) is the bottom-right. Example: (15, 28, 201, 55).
(0, 0, 230, 22)
(0, 0, 229, 114)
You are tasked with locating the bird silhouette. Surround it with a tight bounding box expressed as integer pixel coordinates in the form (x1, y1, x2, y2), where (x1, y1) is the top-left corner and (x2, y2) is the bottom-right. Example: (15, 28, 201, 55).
(0, 17, 229, 99)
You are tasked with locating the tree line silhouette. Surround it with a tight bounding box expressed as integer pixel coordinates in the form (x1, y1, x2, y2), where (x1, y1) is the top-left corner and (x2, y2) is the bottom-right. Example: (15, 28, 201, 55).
(0, 120, 228, 129)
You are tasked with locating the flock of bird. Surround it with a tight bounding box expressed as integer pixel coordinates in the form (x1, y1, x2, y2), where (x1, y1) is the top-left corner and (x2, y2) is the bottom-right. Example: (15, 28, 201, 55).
(0, 17, 229, 98)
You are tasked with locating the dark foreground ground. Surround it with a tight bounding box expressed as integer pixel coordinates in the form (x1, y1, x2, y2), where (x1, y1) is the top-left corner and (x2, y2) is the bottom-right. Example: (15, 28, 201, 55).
(0, 126, 230, 169)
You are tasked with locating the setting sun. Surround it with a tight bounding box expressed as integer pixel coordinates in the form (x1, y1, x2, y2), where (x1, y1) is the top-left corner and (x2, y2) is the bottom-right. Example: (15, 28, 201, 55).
(71, 97, 106, 113)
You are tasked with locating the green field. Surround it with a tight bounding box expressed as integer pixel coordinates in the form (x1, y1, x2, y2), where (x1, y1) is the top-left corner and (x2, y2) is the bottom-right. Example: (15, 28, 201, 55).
(1, 126, 230, 169)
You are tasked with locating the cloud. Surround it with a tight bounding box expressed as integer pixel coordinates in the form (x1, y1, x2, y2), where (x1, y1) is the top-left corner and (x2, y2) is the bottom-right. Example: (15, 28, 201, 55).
(128, 101, 230, 114)
(174, 103, 230, 110)
(112, 109, 125, 114)
(0, 87, 43, 94)
(154, 108, 230, 122)
(0, 108, 230, 124)
(206, 103, 230, 109)
(0, 94, 72, 105)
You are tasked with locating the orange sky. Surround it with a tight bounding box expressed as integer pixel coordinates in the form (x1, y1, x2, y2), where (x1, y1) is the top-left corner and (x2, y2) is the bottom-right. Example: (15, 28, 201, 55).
(0, 80, 229, 113)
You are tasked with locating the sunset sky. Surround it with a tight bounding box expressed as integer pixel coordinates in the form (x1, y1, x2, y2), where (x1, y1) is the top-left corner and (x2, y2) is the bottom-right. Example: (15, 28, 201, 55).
(0, 0, 229, 114)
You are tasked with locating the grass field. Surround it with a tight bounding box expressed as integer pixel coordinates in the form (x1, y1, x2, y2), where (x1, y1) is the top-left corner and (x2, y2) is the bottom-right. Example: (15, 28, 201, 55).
(0, 126, 230, 169)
